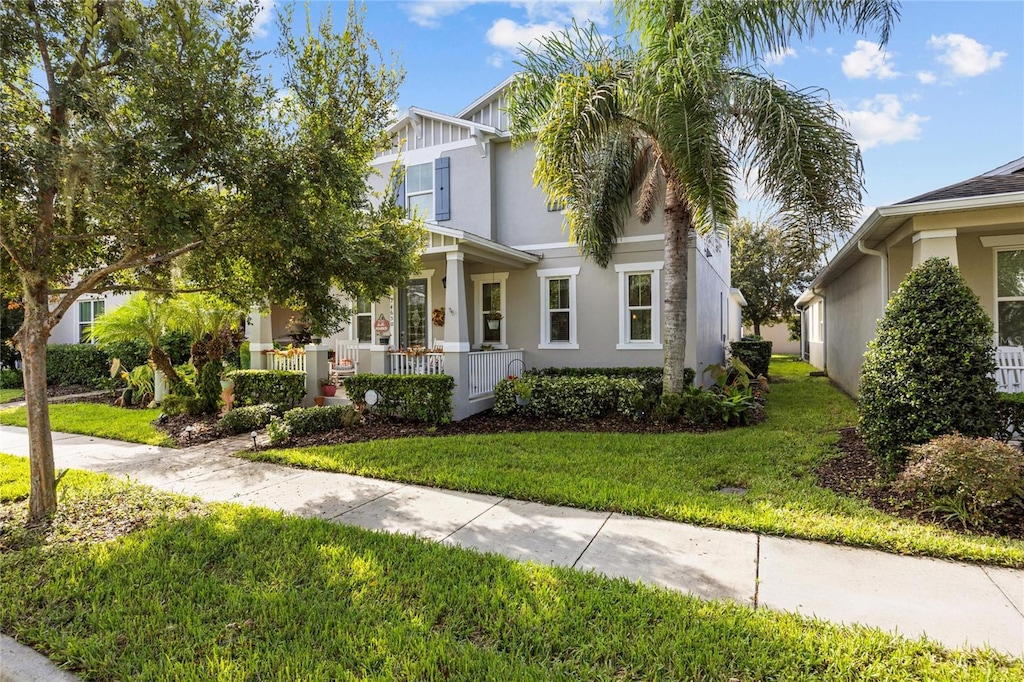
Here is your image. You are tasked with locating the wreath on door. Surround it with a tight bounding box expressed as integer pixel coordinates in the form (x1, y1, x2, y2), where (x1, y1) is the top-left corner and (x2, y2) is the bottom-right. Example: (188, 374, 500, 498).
(432, 307, 445, 327)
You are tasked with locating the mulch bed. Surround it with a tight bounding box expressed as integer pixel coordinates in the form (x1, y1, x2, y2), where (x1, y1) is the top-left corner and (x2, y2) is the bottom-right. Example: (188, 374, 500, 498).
(817, 427, 1024, 542)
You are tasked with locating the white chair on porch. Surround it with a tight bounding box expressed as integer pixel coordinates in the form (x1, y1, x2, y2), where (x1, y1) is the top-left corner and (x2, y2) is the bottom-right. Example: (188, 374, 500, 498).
(995, 345, 1024, 393)
(330, 340, 360, 384)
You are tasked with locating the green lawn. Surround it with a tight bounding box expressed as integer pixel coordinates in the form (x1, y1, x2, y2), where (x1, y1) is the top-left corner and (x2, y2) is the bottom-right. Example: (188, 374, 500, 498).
(1, 455, 1018, 681)
(0, 402, 173, 447)
(243, 357, 1024, 568)
(0, 388, 24, 403)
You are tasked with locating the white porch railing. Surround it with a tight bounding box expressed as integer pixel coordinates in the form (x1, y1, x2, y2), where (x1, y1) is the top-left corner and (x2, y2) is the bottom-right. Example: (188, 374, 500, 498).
(469, 349, 523, 399)
(388, 351, 446, 375)
(266, 349, 306, 372)
(995, 345, 1024, 392)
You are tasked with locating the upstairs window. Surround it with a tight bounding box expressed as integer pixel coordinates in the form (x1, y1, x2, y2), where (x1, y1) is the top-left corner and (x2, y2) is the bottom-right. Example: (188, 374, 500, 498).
(405, 162, 433, 220)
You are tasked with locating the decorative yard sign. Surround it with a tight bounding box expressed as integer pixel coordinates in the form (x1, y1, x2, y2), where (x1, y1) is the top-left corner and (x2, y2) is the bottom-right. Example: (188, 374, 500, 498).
(374, 314, 391, 336)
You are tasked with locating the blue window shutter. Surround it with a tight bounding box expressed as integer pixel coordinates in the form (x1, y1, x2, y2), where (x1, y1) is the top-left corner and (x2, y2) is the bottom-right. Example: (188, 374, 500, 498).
(435, 156, 450, 221)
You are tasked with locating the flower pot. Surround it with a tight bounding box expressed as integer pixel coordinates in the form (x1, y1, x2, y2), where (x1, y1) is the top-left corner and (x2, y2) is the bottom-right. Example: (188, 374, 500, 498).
(314, 396, 325, 407)
(515, 395, 530, 406)
(487, 319, 500, 330)
(321, 383, 337, 397)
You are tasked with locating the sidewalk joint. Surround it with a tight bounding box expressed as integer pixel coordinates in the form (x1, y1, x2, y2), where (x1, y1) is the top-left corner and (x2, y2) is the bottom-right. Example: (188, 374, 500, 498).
(753, 534, 761, 609)
(571, 512, 613, 569)
(440, 497, 506, 543)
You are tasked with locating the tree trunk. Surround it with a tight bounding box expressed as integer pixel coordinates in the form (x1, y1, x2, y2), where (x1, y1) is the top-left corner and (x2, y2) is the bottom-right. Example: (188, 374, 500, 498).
(753, 321, 761, 337)
(18, 273, 57, 522)
(150, 345, 181, 385)
(662, 179, 693, 394)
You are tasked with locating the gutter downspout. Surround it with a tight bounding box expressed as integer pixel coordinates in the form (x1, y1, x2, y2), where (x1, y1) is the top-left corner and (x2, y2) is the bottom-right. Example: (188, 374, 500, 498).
(857, 240, 889, 312)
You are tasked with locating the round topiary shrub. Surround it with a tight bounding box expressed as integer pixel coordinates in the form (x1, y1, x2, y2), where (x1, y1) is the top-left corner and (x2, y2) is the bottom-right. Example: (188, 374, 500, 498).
(858, 258, 1000, 471)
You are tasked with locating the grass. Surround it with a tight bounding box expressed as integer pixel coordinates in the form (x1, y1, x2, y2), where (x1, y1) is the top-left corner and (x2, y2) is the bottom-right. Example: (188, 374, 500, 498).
(0, 388, 24, 403)
(0, 402, 174, 447)
(242, 357, 1024, 568)
(1, 455, 1019, 681)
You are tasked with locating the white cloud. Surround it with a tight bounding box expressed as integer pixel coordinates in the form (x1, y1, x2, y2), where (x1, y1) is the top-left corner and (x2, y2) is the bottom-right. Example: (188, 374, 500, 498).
(764, 47, 796, 66)
(916, 71, 937, 84)
(486, 17, 563, 52)
(485, 1, 610, 55)
(841, 94, 928, 149)
(928, 33, 1006, 77)
(252, 0, 275, 38)
(404, 1, 478, 28)
(842, 40, 899, 79)
(487, 52, 505, 68)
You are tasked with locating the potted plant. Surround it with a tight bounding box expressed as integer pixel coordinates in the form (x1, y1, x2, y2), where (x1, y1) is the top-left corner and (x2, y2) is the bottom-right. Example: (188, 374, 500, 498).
(320, 378, 337, 397)
(486, 309, 503, 330)
(510, 376, 532, 406)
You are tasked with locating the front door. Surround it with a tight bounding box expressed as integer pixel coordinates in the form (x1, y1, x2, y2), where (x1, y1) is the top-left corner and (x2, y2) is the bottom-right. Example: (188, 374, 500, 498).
(398, 278, 428, 348)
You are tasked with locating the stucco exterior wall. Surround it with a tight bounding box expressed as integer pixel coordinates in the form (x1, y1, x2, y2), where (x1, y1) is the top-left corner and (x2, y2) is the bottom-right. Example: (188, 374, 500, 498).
(48, 292, 132, 346)
(493, 140, 566, 247)
(744, 323, 800, 355)
(821, 255, 886, 395)
(446, 144, 494, 240)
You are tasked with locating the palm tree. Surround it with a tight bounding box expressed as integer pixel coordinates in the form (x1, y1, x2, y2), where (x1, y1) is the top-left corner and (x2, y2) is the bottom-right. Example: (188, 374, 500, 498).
(507, 0, 900, 393)
(166, 293, 244, 368)
(88, 293, 181, 384)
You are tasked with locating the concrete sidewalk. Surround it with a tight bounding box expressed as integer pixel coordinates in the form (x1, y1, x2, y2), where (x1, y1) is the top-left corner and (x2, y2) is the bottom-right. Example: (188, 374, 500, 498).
(1, 425, 1021, 658)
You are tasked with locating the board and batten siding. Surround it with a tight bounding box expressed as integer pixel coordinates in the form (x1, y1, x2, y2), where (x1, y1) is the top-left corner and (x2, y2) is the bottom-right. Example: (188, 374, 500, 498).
(380, 119, 472, 156)
(464, 95, 509, 132)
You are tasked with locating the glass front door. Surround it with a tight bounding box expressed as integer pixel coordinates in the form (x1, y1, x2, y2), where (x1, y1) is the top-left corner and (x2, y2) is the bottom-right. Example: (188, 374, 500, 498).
(398, 278, 428, 348)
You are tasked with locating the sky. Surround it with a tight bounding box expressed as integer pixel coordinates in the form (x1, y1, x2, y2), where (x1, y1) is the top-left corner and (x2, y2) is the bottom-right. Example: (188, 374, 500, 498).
(251, 0, 1024, 222)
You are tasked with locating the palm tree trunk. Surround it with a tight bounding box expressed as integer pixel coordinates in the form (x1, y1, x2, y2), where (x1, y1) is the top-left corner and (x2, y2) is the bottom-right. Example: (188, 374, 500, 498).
(662, 178, 693, 394)
(18, 272, 57, 522)
(150, 345, 181, 385)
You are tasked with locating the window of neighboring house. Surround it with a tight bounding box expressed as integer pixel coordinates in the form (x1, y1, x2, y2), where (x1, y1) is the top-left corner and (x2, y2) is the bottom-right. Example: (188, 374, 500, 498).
(471, 273, 508, 348)
(406, 162, 433, 220)
(537, 267, 579, 349)
(355, 298, 373, 344)
(615, 263, 663, 349)
(996, 249, 1024, 345)
(78, 299, 105, 343)
(807, 300, 824, 343)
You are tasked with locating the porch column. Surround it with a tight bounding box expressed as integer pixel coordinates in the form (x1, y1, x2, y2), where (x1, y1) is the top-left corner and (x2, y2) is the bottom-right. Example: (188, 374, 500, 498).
(443, 252, 472, 420)
(246, 305, 274, 370)
(303, 343, 330, 407)
(912, 229, 959, 267)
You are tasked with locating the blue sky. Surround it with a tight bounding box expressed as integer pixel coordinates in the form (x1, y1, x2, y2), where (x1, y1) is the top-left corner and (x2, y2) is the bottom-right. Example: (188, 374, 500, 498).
(253, 1, 1023, 220)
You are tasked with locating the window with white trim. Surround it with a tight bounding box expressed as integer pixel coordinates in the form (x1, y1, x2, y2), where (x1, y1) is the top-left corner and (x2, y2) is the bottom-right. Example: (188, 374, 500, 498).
(78, 299, 105, 343)
(807, 300, 824, 343)
(471, 273, 508, 348)
(405, 162, 433, 220)
(996, 249, 1024, 345)
(537, 267, 579, 349)
(355, 298, 373, 344)
(615, 263, 662, 349)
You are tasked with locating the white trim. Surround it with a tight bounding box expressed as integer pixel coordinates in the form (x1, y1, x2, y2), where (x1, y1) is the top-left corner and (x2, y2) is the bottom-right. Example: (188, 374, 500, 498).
(615, 263, 663, 349)
(405, 160, 434, 221)
(982, 157, 1024, 176)
(374, 138, 478, 166)
(981, 235, 1024, 248)
(442, 341, 471, 353)
(470, 272, 509, 349)
(512, 234, 664, 252)
(912, 228, 958, 242)
(456, 76, 515, 119)
(994, 247, 1024, 345)
(537, 268, 579, 349)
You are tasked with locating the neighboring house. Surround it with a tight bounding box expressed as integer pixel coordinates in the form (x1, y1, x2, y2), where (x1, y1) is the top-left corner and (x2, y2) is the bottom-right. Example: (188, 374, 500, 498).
(48, 292, 132, 346)
(742, 323, 800, 355)
(249, 78, 744, 419)
(795, 157, 1024, 396)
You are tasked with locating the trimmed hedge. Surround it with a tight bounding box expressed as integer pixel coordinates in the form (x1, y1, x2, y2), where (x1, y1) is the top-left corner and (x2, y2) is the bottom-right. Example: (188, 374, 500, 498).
(494, 375, 644, 420)
(729, 339, 772, 378)
(283, 404, 361, 436)
(859, 258, 1000, 471)
(996, 392, 1024, 443)
(219, 403, 285, 434)
(45, 344, 111, 386)
(529, 366, 695, 399)
(345, 374, 454, 424)
(228, 370, 306, 410)
(0, 369, 23, 389)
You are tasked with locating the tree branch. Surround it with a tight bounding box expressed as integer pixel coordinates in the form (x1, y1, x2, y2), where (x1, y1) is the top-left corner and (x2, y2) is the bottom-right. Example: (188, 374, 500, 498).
(0, 225, 31, 272)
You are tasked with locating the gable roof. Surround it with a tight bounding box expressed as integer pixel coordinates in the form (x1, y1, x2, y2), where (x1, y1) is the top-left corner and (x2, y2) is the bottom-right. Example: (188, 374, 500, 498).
(898, 157, 1024, 204)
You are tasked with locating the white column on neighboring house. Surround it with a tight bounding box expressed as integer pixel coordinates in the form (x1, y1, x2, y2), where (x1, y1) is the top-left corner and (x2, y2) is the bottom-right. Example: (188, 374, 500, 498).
(303, 343, 330, 407)
(912, 229, 959, 267)
(247, 306, 274, 370)
(443, 251, 472, 420)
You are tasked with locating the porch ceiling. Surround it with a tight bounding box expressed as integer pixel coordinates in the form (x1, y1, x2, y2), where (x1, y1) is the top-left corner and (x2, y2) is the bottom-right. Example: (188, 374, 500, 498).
(420, 224, 541, 268)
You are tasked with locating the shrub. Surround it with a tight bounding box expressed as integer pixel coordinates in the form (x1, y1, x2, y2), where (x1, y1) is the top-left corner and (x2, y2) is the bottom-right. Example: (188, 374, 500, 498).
(494, 375, 643, 420)
(219, 403, 284, 434)
(228, 370, 306, 410)
(0, 369, 23, 389)
(529, 366, 696, 400)
(894, 434, 1024, 529)
(858, 258, 1001, 471)
(345, 374, 454, 424)
(266, 416, 291, 446)
(45, 344, 111, 386)
(996, 392, 1024, 443)
(283, 404, 361, 436)
(729, 339, 772, 378)
(195, 360, 221, 415)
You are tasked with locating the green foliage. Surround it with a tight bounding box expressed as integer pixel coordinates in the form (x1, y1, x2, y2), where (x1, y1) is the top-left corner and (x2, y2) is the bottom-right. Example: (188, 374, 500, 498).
(0, 369, 23, 389)
(219, 404, 285, 435)
(996, 392, 1024, 442)
(895, 434, 1024, 529)
(283, 405, 361, 437)
(120, 365, 155, 407)
(859, 259, 1001, 471)
(45, 344, 110, 386)
(529, 365, 687, 401)
(344, 375, 454, 424)
(266, 416, 291, 446)
(228, 370, 306, 410)
(729, 339, 773, 378)
(0, 298, 23, 368)
(195, 361, 222, 415)
(730, 219, 818, 335)
(494, 375, 644, 420)
(0, 404, 172, 447)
